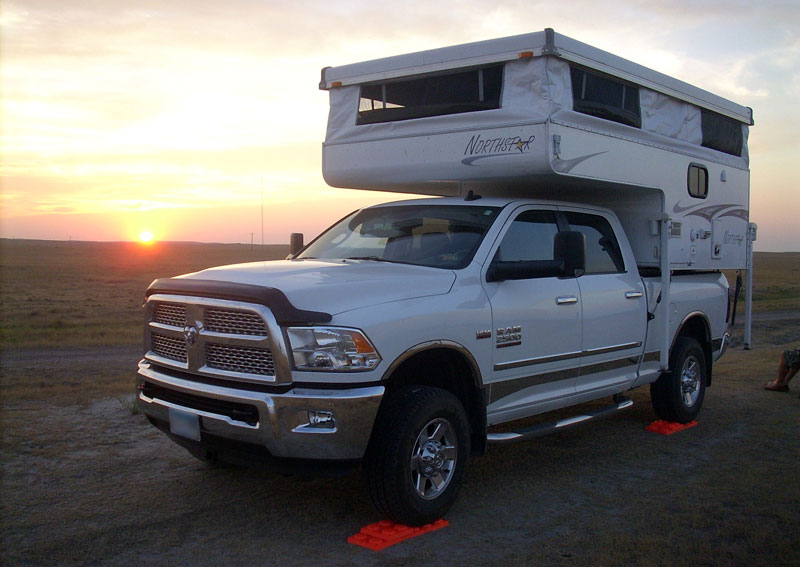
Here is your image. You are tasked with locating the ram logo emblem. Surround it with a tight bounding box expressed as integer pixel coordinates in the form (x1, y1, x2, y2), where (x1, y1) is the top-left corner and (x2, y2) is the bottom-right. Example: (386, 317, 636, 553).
(183, 325, 199, 347)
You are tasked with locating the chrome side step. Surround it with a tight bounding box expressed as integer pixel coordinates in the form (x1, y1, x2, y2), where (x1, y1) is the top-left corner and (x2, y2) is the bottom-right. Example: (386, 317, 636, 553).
(487, 396, 633, 444)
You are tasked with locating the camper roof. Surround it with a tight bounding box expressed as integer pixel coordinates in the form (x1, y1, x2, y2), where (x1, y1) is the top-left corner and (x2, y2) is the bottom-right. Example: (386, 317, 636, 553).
(320, 28, 753, 125)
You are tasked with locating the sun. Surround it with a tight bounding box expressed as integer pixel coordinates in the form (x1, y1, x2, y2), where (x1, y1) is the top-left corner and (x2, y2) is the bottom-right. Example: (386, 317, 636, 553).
(138, 230, 155, 244)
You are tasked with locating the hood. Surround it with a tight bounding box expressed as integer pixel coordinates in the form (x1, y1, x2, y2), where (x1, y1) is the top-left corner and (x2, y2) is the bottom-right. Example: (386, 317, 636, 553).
(177, 259, 456, 315)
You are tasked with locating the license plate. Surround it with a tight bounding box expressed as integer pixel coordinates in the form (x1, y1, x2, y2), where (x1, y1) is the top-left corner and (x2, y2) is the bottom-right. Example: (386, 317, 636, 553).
(169, 408, 201, 441)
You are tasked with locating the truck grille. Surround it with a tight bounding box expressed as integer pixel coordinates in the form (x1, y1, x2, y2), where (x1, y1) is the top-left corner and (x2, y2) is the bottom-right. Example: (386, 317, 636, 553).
(153, 303, 186, 327)
(147, 299, 278, 381)
(152, 333, 187, 362)
(206, 344, 276, 376)
(205, 309, 267, 336)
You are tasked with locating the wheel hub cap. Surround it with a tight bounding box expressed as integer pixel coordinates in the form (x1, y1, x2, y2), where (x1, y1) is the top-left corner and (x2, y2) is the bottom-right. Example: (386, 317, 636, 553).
(411, 418, 457, 500)
(681, 356, 701, 407)
(420, 441, 446, 476)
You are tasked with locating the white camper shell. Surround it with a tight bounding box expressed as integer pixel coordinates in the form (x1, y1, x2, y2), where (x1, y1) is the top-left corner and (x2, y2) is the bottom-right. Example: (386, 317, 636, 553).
(320, 29, 755, 273)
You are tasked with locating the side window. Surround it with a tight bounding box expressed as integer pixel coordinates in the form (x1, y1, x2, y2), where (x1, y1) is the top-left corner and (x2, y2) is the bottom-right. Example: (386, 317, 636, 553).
(688, 164, 708, 199)
(700, 109, 743, 157)
(565, 212, 625, 274)
(494, 210, 559, 262)
(570, 66, 641, 128)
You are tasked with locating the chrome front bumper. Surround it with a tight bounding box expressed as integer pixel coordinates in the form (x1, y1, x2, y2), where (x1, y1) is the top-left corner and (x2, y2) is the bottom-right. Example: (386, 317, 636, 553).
(137, 360, 384, 460)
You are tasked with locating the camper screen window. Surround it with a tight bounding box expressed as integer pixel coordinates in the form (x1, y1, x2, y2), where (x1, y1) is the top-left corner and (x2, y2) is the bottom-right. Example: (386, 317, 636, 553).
(701, 110, 743, 157)
(570, 66, 641, 128)
(356, 65, 503, 125)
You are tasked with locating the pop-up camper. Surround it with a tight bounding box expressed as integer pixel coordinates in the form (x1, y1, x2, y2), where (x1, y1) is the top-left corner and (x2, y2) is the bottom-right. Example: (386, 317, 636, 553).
(320, 28, 756, 344)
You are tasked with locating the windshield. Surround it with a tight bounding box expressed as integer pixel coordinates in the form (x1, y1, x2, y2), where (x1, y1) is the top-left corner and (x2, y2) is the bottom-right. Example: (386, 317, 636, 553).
(297, 204, 500, 269)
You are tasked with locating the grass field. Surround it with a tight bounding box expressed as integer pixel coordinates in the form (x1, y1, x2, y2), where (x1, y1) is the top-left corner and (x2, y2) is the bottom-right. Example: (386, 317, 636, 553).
(0, 239, 289, 349)
(1, 238, 798, 351)
(725, 252, 800, 312)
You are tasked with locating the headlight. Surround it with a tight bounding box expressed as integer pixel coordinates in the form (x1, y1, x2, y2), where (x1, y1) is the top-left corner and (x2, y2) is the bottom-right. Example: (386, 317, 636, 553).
(287, 327, 381, 372)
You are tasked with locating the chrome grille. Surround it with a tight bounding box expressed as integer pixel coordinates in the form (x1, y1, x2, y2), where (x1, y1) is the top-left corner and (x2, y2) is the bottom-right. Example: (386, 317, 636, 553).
(153, 303, 186, 327)
(152, 333, 187, 363)
(205, 344, 275, 376)
(205, 308, 267, 336)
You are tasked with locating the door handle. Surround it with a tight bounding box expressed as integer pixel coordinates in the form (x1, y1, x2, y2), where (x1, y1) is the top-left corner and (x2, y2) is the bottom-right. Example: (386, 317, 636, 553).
(556, 296, 578, 305)
(625, 291, 643, 299)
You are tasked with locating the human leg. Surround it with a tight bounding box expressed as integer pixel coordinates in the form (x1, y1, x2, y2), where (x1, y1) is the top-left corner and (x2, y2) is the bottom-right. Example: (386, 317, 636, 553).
(765, 350, 800, 391)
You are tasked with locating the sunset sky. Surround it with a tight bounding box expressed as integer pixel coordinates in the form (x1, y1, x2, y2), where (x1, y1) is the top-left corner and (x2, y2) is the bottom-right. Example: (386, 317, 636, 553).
(1, 1, 798, 250)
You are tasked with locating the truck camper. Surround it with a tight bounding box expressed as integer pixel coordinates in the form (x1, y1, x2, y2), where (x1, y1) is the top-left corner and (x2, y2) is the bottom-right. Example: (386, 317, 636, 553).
(321, 29, 754, 269)
(137, 29, 756, 525)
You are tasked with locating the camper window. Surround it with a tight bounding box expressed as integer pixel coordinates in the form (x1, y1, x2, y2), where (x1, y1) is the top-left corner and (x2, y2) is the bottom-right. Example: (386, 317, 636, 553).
(701, 110, 743, 157)
(688, 164, 709, 199)
(570, 66, 641, 128)
(356, 65, 503, 125)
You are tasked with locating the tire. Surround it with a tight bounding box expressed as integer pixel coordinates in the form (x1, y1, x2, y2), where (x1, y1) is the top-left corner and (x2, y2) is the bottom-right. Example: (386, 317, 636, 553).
(650, 337, 707, 423)
(364, 386, 470, 526)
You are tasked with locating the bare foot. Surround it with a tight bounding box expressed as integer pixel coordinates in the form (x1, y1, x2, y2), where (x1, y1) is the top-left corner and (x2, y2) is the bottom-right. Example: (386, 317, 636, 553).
(764, 380, 789, 392)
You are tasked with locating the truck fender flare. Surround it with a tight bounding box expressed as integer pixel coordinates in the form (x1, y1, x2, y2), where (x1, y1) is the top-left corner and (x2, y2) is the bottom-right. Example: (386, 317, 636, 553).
(380, 340, 484, 390)
(672, 310, 712, 351)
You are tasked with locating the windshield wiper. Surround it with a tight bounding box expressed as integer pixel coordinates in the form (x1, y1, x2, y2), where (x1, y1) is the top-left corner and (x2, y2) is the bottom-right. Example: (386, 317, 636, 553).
(344, 256, 399, 263)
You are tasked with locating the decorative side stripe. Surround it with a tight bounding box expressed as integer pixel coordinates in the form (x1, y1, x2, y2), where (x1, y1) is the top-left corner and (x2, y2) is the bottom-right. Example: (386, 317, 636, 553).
(643, 350, 660, 363)
(582, 342, 642, 356)
(490, 368, 579, 403)
(494, 351, 582, 372)
(494, 342, 642, 372)
(579, 356, 637, 376)
(490, 355, 640, 403)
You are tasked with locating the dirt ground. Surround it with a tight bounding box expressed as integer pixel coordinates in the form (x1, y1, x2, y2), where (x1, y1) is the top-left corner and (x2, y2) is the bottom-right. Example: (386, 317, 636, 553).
(1, 314, 799, 567)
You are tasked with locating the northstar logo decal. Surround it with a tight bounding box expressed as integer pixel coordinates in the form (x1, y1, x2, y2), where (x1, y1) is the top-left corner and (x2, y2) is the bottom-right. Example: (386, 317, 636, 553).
(461, 133, 535, 165)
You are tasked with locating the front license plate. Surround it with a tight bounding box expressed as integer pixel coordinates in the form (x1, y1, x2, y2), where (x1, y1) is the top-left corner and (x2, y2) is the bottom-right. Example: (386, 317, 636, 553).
(169, 408, 201, 441)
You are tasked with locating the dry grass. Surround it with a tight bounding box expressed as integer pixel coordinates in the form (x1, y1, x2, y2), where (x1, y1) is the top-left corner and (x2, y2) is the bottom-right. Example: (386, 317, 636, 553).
(2, 239, 797, 350)
(725, 251, 800, 312)
(0, 239, 289, 348)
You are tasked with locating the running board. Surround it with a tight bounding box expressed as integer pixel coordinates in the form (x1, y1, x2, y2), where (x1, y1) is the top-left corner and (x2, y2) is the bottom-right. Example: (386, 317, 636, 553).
(486, 396, 633, 444)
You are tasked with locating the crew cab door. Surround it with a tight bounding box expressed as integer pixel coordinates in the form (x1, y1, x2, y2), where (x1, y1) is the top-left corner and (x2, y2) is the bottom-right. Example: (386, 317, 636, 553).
(483, 207, 582, 424)
(562, 209, 646, 394)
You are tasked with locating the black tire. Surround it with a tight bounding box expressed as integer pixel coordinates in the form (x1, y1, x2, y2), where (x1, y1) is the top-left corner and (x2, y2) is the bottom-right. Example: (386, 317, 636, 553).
(651, 337, 707, 423)
(364, 386, 470, 526)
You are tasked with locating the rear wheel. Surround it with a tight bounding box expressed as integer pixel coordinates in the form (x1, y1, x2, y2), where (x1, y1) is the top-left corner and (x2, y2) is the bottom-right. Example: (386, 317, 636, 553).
(364, 386, 470, 526)
(651, 337, 707, 423)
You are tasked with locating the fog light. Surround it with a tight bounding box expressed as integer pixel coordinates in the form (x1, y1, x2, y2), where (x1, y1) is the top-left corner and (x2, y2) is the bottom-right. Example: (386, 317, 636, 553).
(308, 410, 335, 428)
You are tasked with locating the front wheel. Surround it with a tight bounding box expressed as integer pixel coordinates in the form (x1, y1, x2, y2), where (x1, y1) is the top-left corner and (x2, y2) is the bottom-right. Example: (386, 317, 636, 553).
(364, 386, 470, 526)
(651, 337, 707, 423)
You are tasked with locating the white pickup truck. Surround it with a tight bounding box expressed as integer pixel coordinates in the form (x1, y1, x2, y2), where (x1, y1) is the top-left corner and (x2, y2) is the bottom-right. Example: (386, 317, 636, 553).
(137, 30, 753, 525)
(137, 196, 729, 524)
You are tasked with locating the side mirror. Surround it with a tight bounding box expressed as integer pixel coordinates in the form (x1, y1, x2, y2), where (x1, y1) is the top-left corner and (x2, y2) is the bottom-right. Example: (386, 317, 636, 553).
(288, 232, 304, 258)
(554, 230, 585, 278)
